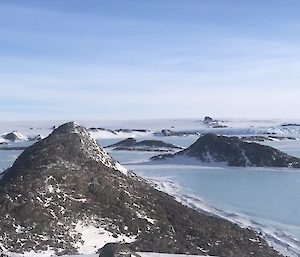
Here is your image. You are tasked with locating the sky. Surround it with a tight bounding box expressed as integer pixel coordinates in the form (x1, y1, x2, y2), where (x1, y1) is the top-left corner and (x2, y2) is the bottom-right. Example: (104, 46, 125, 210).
(1, 0, 300, 121)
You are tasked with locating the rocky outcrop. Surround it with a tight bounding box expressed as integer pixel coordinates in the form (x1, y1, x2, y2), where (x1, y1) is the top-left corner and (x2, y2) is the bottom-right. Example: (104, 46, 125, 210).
(2, 131, 27, 142)
(28, 135, 43, 141)
(87, 128, 150, 135)
(154, 129, 199, 137)
(105, 138, 183, 152)
(115, 129, 150, 133)
(204, 116, 214, 123)
(99, 243, 140, 257)
(0, 124, 282, 257)
(203, 117, 227, 128)
(105, 138, 138, 148)
(240, 135, 297, 142)
(88, 127, 117, 135)
(152, 134, 300, 168)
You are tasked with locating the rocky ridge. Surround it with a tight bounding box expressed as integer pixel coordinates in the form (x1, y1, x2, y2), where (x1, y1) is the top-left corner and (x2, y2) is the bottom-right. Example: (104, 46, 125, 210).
(154, 129, 199, 137)
(0, 123, 282, 256)
(152, 133, 300, 167)
(104, 138, 183, 152)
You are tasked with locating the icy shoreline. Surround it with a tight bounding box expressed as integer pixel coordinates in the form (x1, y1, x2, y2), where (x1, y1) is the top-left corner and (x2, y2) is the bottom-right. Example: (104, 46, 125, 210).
(127, 164, 300, 257)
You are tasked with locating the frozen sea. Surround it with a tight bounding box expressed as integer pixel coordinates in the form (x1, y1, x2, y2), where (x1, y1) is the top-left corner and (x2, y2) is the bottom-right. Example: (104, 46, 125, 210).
(1, 118, 300, 257)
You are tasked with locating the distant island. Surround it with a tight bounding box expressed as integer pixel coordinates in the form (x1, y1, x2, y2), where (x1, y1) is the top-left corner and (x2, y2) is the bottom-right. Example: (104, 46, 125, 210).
(151, 133, 300, 168)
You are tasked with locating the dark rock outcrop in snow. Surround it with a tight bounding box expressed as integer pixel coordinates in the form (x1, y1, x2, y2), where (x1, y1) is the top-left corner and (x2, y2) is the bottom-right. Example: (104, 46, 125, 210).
(281, 123, 300, 127)
(152, 133, 300, 168)
(99, 243, 140, 257)
(154, 129, 199, 137)
(203, 116, 227, 128)
(105, 138, 183, 152)
(0, 124, 282, 257)
(2, 131, 27, 141)
(115, 129, 150, 133)
(87, 128, 150, 135)
(28, 135, 43, 141)
(88, 127, 117, 135)
(204, 116, 214, 123)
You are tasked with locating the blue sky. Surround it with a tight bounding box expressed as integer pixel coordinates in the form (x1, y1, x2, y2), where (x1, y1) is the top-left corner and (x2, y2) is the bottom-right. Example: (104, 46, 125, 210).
(1, 0, 300, 121)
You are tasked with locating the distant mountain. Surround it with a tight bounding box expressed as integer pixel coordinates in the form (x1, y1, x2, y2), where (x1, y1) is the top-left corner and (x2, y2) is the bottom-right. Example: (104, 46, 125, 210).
(105, 138, 183, 152)
(203, 116, 227, 128)
(240, 135, 297, 142)
(151, 133, 300, 168)
(87, 127, 117, 135)
(105, 137, 138, 148)
(154, 129, 199, 137)
(114, 129, 150, 133)
(1, 131, 28, 142)
(87, 128, 150, 135)
(0, 123, 282, 257)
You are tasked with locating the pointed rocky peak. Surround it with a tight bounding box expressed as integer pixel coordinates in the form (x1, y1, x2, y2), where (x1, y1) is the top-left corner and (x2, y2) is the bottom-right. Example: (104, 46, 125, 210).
(1, 121, 127, 183)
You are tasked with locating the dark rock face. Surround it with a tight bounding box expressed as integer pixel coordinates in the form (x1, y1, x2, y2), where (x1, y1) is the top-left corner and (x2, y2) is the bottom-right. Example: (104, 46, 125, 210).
(99, 243, 140, 257)
(175, 134, 300, 167)
(0, 124, 282, 256)
(105, 138, 183, 152)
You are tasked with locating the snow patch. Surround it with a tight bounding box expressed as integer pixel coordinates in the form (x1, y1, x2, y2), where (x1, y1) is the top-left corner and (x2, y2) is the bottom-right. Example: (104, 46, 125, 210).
(73, 221, 137, 254)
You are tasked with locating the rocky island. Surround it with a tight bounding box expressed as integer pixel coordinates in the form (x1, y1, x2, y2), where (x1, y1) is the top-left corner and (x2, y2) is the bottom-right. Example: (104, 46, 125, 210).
(151, 133, 300, 168)
(104, 138, 184, 152)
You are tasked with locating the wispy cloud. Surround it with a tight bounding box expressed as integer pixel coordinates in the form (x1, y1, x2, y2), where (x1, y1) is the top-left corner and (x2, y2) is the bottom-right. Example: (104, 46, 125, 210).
(1, 1, 300, 120)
